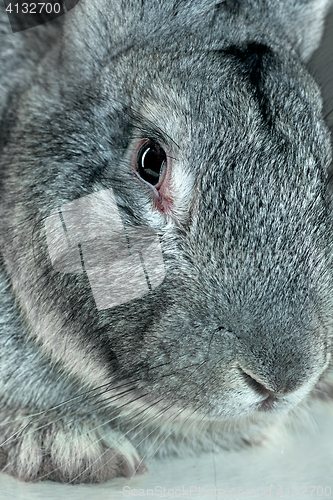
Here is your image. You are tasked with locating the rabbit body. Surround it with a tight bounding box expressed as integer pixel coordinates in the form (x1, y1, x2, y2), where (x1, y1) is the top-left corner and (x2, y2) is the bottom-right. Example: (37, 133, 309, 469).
(0, 0, 333, 484)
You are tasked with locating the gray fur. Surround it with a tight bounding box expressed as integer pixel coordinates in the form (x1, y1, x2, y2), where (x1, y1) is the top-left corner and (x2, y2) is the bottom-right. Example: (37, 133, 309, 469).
(0, 0, 333, 484)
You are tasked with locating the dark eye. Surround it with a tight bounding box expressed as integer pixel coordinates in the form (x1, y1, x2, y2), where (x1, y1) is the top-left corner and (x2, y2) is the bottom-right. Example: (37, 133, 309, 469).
(136, 140, 167, 186)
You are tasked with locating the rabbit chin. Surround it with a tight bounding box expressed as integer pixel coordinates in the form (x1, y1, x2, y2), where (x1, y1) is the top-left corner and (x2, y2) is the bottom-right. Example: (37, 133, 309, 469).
(124, 360, 332, 458)
(122, 396, 292, 460)
(115, 386, 306, 458)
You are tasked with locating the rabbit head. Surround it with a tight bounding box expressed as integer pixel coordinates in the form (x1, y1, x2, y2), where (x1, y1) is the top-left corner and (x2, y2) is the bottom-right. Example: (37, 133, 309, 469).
(0, 0, 333, 479)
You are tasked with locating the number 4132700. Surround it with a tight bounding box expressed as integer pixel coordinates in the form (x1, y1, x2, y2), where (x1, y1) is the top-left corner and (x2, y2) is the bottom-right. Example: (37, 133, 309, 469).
(5, 3, 61, 14)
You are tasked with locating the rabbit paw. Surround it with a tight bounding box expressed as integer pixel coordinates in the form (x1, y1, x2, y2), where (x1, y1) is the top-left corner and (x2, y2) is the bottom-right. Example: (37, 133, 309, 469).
(0, 416, 147, 484)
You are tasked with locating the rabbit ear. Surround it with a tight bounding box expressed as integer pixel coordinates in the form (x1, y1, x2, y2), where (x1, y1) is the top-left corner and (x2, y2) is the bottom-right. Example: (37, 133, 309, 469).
(60, 0, 147, 79)
(282, 0, 333, 61)
(60, 0, 220, 79)
(60, 0, 332, 79)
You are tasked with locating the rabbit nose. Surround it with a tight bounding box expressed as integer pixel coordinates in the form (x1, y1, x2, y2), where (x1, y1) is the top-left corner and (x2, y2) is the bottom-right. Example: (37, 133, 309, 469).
(258, 393, 279, 411)
(240, 368, 282, 409)
(241, 369, 272, 395)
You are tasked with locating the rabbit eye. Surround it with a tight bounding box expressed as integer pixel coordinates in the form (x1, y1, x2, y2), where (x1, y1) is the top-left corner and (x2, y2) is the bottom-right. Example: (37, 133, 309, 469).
(136, 140, 167, 186)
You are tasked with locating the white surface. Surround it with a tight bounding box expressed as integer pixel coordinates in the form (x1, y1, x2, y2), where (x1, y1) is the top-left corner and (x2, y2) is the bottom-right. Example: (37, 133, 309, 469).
(0, 406, 332, 500)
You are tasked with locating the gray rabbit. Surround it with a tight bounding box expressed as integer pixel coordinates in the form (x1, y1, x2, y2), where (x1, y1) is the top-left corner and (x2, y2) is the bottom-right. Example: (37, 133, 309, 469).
(0, 0, 333, 484)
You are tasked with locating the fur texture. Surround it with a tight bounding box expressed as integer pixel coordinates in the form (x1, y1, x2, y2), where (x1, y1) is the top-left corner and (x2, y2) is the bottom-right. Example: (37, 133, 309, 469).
(0, 0, 333, 484)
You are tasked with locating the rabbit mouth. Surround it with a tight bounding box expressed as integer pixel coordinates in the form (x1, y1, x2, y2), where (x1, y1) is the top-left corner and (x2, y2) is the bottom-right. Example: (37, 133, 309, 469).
(237, 360, 330, 416)
(257, 393, 279, 412)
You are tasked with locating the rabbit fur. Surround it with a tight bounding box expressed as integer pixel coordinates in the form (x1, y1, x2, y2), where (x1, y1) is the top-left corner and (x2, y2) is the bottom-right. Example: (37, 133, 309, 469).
(0, 0, 333, 484)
